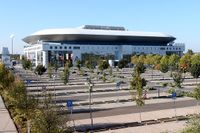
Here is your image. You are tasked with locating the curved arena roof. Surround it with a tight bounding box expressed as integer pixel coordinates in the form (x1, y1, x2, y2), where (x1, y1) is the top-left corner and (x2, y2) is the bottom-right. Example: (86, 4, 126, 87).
(23, 25, 176, 44)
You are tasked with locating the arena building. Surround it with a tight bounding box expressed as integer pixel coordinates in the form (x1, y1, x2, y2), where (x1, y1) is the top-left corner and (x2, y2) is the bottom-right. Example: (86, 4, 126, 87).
(23, 25, 185, 67)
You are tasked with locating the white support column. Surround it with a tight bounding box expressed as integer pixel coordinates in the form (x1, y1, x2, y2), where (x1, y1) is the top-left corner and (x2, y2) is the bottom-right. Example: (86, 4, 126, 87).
(35, 51, 38, 66)
(42, 51, 48, 68)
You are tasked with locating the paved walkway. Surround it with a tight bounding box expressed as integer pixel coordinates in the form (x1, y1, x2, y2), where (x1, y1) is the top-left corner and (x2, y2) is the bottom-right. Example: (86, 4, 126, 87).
(101, 121, 186, 133)
(0, 96, 18, 133)
(73, 103, 200, 132)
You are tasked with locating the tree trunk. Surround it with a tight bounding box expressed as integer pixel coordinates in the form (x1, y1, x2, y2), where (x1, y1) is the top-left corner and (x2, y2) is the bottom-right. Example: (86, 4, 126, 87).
(139, 106, 142, 123)
(196, 78, 198, 85)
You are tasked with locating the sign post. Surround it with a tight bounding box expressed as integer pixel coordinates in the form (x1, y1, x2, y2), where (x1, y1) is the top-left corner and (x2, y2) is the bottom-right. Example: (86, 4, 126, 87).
(26, 79, 31, 133)
(172, 91, 177, 118)
(116, 81, 122, 102)
(66, 100, 75, 131)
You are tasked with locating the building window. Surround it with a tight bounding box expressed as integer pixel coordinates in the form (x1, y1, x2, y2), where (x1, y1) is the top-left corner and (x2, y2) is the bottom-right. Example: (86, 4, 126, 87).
(64, 46, 67, 49)
(160, 47, 165, 50)
(50, 46, 52, 49)
(69, 46, 71, 49)
(60, 46, 62, 49)
(55, 46, 57, 49)
(73, 46, 80, 49)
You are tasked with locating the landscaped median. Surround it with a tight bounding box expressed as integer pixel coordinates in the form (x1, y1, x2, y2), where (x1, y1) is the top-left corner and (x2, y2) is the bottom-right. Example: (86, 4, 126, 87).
(0, 63, 71, 133)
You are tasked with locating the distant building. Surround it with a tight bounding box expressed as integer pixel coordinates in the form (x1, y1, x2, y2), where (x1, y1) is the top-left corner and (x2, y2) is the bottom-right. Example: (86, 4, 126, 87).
(1, 47, 11, 66)
(23, 25, 185, 67)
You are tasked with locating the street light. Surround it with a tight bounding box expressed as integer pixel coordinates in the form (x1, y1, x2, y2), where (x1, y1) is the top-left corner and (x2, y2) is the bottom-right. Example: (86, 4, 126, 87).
(10, 34, 15, 56)
(85, 77, 94, 130)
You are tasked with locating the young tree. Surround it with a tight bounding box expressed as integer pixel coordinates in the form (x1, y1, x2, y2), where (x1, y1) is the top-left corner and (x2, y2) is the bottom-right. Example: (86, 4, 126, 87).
(135, 62, 146, 74)
(109, 67, 113, 80)
(98, 60, 109, 73)
(118, 59, 128, 69)
(34, 65, 47, 77)
(102, 72, 106, 83)
(48, 65, 53, 78)
(193, 85, 200, 106)
(85, 59, 95, 73)
(172, 70, 184, 88)
(22, 58, 32, 70)
(130, 64, 146, 122)
(76, 59, 81, 71)
(62, 64, 70, 85)
(32, 94, 69, 133)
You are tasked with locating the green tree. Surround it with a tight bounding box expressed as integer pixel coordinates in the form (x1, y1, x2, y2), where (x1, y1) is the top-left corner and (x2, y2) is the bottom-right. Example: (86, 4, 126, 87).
(118, 59, 128, 69)
(145, 54, 155, 80)
(32, 95, 69, 133)
(109, 67, 113, 80)
(179, 53, 192, 73)
(193, 85, 200, 106)
(131, 55, 139, 65)
(62, 60, 72, 69)
(190, 54, 200, 84)
(182, 117, 200, 133)
(76, 59, 81, 71)
(152, 55, 162, 70)
(168, 54, 180, 75)
(62, 64, 70, 85)
(131, 55, 146, 65)
(135, 62, 146, 74)
(85, 59, 95, 73)
(22, 58, 32, 70)
(102, 72, 107, 83)
(192, 86, 200, 132)
(186, 49, 194, 55)
(130, 64, 146, 122)
(48, 65, 53, 78)
(172, 70, 184, 88)
(7, 78, 38, 132)
(0, 63, 14, 91)
(98, 60, 109, 72)
(159, 55, 169, 73)
(34, 65, 47, 76)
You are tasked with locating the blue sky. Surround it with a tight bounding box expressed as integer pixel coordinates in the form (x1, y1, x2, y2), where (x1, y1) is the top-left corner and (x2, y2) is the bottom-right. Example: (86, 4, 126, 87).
(0, 0, 200, 54)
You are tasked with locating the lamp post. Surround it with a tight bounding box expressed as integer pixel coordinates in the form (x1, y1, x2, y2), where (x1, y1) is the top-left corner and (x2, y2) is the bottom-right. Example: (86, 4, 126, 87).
(86, 77, 94, 130)
(10, 34, 14, 56)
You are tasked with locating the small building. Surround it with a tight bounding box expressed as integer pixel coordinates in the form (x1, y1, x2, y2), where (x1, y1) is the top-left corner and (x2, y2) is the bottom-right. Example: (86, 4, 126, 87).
(22, 25, 185, 67)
